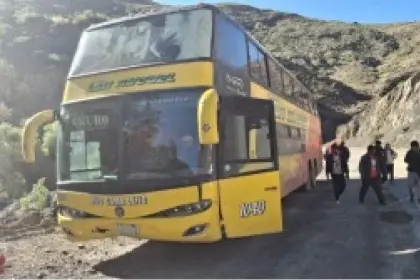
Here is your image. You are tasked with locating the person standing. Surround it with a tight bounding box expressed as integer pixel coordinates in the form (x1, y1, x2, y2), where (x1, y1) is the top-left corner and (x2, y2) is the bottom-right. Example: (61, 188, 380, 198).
(339, 141, 350, 179)
(404, 140, 420, 203)
(384, 143, 397, 183)
(358, 145, 386, 205)
(326, 143, 348, 204)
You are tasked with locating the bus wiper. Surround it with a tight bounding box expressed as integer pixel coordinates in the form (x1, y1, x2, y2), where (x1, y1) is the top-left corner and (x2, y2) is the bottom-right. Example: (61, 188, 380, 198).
(103, 175, 118, 181)
(128, 172, 170, 179)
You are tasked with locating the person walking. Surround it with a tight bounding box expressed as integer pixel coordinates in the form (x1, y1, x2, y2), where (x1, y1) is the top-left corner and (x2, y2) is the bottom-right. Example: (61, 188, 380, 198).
(339, 141, 350, 179)
(374, 140, 388, 183)
(324, 146, 332, 180)
(358, 145, 386, 205)
(404, 140, 420, 203)
(325, 143, 348, 204)
(384, 143, 397, 183)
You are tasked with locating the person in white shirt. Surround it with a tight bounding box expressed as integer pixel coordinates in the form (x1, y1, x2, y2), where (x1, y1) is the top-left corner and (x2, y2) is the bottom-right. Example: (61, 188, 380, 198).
(325, 143, 348, 204)
(384, 143, 397, 183)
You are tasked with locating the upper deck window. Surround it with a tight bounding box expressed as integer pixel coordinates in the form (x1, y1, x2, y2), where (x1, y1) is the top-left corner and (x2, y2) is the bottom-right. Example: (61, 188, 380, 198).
(215, 15, 248, 75)
(69, 9, 213, 77)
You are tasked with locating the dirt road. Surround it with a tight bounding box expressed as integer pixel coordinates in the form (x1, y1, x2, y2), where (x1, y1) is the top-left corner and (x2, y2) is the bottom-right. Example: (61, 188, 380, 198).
(2, 146, 420, 278)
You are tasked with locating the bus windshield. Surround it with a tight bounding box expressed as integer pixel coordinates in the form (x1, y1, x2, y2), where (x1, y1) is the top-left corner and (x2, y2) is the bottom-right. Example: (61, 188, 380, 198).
(123, 91, 209, 180)
(57, 90, 212, 183)
(69, 8, 213, 76)
(57, 99, 120, 182)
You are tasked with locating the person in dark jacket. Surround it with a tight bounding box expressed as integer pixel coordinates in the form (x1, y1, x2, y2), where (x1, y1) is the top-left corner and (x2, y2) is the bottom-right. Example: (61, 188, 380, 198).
(374, 140, 388, 182)
(358, 145, 386, 205)
(326, 143, 348, 204)
(404, 140, 420, 202)
(339, 141, 350, 178)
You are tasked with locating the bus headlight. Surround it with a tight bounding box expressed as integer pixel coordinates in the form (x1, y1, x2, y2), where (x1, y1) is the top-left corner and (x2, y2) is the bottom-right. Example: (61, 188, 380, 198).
(59, 206, 88, 218)
(148, 200, 212, 217)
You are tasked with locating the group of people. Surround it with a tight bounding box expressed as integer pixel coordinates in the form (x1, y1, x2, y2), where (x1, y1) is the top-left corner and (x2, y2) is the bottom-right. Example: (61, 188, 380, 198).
(324, 140, 398, 205)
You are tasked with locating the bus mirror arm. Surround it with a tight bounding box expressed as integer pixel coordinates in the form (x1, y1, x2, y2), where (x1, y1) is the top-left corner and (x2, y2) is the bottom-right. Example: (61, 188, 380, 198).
(21, 109, 55, 163)
(197, 89, 219, 145)
(53, 109, 61, 122)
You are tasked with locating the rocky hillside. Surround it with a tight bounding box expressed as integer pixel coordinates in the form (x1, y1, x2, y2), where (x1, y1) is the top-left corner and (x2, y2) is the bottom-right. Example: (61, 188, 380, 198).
(337, 22, 420, 147)
(0, 0, 419, 143)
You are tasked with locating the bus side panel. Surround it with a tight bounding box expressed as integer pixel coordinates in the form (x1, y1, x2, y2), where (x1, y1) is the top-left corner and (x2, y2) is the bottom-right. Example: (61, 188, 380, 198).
(249, 83, 310, 197)
(307, 114, 323, 176)
(279, 154, 305, 197)
(219, 171, 283, 238)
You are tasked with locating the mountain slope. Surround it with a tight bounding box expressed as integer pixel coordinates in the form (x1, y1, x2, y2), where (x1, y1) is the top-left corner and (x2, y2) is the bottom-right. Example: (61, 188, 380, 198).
(0, 0, 419, 143)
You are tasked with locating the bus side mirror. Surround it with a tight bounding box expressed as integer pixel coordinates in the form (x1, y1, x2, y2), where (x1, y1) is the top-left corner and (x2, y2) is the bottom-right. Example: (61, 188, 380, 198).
(22, 109, 55, 163)
(197, 89, 219, 145)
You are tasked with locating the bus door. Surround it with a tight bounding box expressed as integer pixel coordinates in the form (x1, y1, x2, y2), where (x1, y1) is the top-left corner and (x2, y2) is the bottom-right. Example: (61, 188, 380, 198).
(218, 97, 283, 238)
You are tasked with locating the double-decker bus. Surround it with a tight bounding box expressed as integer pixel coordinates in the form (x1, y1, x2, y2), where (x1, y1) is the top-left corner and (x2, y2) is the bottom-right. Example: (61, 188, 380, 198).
(21, 4, 322, 242)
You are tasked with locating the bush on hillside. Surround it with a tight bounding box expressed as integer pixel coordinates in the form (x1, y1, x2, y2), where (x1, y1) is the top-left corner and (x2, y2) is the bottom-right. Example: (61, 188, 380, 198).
(20, 177, 49, 211)
(0, 122, 27, 198)
(40, 122, 58, 160)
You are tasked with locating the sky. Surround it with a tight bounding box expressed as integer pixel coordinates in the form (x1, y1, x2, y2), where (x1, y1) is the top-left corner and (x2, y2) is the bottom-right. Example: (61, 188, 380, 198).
(157, 0, 420, 24)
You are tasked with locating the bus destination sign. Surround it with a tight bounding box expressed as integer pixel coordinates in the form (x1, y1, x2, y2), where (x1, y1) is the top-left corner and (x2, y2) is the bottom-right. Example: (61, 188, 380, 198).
(88, 72, 176, 93)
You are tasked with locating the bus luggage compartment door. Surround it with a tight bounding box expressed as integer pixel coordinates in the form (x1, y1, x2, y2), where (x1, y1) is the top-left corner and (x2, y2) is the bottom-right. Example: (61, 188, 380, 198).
(218, 97, 283, 238)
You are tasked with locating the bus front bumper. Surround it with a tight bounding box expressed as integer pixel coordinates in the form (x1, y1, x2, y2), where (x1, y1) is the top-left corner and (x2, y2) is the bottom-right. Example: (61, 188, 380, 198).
(58, 211, 223, 243)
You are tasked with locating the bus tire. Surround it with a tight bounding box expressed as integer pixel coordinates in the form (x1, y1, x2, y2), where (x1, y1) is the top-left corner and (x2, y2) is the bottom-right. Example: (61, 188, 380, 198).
(300, 161, 312, 192)
(221, 225, 228, 239)
(310, 160, 317, 189)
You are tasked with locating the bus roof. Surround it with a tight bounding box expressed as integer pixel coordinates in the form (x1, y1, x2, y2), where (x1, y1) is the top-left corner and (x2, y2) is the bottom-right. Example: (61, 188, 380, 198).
(85, 3, 314, 99)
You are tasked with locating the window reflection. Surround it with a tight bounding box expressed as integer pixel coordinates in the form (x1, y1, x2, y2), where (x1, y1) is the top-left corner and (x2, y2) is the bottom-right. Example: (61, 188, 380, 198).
(123, 92, 210, 179)
(58, 103, 119, 181)
(69, 9, 213, 76)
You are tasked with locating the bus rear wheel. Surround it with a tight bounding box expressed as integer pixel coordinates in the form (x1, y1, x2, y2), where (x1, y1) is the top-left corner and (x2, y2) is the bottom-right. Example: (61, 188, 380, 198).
(301, 161, 315, 191)
(309, 161, 317, 189)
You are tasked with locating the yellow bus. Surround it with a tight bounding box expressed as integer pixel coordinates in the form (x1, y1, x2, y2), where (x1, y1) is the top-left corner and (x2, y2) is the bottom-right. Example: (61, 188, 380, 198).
(21, 4, 322, 242)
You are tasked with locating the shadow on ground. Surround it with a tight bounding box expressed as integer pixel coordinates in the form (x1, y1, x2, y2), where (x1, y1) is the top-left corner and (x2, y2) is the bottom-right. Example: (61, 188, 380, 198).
(93, 178, 414, 279)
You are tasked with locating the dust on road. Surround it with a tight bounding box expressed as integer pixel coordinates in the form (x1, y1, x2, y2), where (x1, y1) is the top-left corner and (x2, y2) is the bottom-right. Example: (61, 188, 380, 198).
(2, 146, 420, 279)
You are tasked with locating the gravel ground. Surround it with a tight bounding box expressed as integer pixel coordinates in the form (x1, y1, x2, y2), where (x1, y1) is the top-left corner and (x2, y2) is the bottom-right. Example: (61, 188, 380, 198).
(2, 146, 420, 279)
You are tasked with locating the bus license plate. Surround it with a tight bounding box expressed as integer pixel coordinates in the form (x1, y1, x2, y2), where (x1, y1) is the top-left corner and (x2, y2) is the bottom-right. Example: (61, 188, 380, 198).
(116, 224, 138, 237)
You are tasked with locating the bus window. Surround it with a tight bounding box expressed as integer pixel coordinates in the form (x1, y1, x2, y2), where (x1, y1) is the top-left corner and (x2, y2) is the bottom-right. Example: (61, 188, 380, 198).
(283, 72, 293, 96)
(276, 124, 303, 155)
(248, 41, 260, 82)
(221, 101, 275, 176)
(215, 16, 248, 75)
(123, 91, 207, 179)
(57, 100, 119, 182)
(223, 115, 247, 161)
(277, 124, 289, 138)
(293, 128, 300, 139)
(69, 9, 213, 76)
(249, 117, 271, 159)
(259, 53, 268, 87)
(214, 14, 250, 97)
(247, 41, 268, 87)
(301, 129, 306, 140)
(268, 58, 283, 94)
